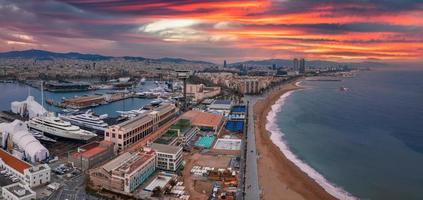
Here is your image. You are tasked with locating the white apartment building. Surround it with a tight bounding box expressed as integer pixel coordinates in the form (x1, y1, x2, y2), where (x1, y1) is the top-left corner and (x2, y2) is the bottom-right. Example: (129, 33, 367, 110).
(0, 149, 50, 188)
(151, 143, 183, 172)
(2, 183, 36, 200)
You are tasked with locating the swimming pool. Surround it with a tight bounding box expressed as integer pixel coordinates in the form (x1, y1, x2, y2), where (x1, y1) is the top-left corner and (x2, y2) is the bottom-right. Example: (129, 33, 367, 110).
(195, 136, 216, 148)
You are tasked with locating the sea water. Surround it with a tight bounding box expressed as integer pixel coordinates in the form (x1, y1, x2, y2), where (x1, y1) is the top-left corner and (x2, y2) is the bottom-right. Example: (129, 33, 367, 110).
(0, 81, 156, 117)
(268, 69, 423, 200)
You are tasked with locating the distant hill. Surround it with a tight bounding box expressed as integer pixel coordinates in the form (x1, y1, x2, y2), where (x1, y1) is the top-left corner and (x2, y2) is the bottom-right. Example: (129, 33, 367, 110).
(230, 59, 386, 68)
(0, 49, 216, 65)
(158, 57, 213, 65)
(0, 49, 112, 61)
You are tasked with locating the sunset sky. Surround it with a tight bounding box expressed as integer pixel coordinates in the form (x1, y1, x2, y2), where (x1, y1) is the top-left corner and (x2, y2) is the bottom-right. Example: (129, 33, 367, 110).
(0, 0, 422, 63)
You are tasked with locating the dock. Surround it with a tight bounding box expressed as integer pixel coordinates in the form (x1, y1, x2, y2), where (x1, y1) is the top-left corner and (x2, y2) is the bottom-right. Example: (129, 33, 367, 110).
(47, 92, 148, 109)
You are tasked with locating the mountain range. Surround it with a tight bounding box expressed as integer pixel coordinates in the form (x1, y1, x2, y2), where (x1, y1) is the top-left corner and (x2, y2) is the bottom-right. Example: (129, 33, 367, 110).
(0, 49, 214, 65)
(0, 49, 386, 68)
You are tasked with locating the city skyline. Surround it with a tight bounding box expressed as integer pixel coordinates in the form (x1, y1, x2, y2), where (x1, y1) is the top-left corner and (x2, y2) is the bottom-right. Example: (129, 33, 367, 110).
(0, 0, 422, 63)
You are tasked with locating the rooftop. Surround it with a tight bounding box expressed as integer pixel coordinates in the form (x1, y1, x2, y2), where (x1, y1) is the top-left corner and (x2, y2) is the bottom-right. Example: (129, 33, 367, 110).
(212, 100, 232, 105)
(0, 149, 31, 174)
(151, 143, 182, 155)
(115, 113, 152, 131)
(112, 103, 175, 131)
(181, 110, 223, 128)
(72, 141, 111, 158)
(102, 150, 155, 174)
(3, 183, 35, 198)
(144, 173, 173, 192)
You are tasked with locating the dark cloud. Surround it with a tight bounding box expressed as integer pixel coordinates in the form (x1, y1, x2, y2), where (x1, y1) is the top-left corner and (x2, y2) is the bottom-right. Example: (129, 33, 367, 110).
(250, 0, 423, 16)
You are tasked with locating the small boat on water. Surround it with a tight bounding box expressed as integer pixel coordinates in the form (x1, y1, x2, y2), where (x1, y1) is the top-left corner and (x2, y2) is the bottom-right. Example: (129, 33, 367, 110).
(340, 86, 349, 91)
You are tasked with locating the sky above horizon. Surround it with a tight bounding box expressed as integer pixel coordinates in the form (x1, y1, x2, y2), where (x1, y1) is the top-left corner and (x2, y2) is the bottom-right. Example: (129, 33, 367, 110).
(0, 0, 422, 63)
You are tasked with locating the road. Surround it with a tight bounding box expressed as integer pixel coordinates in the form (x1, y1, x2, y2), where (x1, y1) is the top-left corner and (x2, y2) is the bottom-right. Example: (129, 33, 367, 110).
(244, 95, 261, 200)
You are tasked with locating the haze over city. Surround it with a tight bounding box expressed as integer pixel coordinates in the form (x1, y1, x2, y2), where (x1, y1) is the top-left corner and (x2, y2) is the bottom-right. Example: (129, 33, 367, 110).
(0, 0, 422, 63)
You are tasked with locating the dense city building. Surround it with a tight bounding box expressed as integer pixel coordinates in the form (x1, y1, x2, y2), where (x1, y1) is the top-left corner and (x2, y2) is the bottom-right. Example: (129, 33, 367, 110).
(2, 183, 36, 200)
(186, 84, 221, 103)
(150, 143, 183, 172)
(299, 58, 306, 74)
(69, 140, 114, 171)
(104, 103, 177, 152)
(0, 149, 50, 188)
(89, 149, 156, 194)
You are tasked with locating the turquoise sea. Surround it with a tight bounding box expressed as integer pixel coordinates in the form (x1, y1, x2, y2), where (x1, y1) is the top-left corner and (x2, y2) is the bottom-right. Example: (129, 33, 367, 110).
(0, 81, 156, 117)
(267, 69, 423, 200)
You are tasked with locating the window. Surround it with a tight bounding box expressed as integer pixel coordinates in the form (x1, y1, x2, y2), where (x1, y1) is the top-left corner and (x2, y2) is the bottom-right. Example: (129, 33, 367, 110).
(118, 135, 122, 139)
(106, 132, 109, 137)
(112, 133, 115, 138)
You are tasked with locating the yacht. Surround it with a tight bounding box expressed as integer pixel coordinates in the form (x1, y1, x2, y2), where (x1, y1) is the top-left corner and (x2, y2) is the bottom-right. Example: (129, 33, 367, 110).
(28, 115, 97, 141)
(59, 110, 108, 132)
(140, 78, 146, 85)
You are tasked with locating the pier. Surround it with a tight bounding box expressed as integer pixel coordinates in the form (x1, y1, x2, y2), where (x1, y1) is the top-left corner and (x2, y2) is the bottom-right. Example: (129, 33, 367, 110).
(46, 92, 153, 109)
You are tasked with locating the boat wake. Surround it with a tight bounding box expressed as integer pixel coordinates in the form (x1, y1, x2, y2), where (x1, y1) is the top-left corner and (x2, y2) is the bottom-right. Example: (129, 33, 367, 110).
(265, 91, 357, 200)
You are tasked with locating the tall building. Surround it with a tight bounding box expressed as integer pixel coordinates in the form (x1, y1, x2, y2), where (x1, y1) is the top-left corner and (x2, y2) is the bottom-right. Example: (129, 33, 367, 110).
(293, 58, 299, 72)
(104, 103, 177, 152)
(223, 60, 227, 68)
(299, 58, 306, 74)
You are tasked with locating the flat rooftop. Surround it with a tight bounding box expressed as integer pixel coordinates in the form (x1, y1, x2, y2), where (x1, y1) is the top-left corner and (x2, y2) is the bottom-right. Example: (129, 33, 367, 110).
(0, 149, 31, 174)
(115, 113, 152, 130)
(151, 143, 182, 155)
(144, 174, 173, 192)
(3, 183, 35, 198)
(212, 100, 232, 105)
(102, 150, 155, 174)
(181, 110, 223, 128)
(115, 151, 155, 174)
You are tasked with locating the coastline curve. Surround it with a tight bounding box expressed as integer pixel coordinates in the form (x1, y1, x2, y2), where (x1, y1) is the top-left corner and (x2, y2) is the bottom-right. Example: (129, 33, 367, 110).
(265, 89, 357, 200)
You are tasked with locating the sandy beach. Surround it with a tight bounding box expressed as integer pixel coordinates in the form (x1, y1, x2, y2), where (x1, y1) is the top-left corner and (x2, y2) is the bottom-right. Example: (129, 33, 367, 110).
(254, 81, 337, 200)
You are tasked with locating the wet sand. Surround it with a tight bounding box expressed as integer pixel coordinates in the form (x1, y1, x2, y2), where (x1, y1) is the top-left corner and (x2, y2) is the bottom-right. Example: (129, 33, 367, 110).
(254, 81, 337, 200)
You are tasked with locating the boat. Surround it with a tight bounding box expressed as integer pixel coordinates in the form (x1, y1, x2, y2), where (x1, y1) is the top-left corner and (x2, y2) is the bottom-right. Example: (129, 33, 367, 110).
(59, 110, 108, 132)
(62, 108, 79, 113)
(339, 86, 349, 91)
(27, 114, 97, 141)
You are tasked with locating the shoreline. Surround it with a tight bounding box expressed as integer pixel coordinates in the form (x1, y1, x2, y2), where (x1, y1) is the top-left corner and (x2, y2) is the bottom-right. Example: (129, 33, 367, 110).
(254, 80, 338, 200)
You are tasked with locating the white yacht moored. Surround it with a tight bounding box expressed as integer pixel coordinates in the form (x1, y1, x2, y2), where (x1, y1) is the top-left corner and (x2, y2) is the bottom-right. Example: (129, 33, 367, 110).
(27, 114, 97, 141)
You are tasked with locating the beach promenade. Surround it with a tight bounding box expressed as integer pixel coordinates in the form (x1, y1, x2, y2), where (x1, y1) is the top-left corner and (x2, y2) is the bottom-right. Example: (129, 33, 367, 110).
(244, 95, 261, 200)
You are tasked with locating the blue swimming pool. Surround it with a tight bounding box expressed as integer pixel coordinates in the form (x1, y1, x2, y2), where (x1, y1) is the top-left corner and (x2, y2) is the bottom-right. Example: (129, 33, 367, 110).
(195, 136, 216, 148)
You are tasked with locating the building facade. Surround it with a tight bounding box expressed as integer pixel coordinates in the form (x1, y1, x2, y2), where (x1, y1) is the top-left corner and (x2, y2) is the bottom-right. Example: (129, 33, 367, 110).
(186, 84, 221, 103)
(0, 149, 50, 188)
(2, 183, 36, 200)
(151, 143, 183, 172)
(89, 149, 156, 194)
(299, 58, 306, 74)
(104, 103, 177, 152)
(69, 140, 114, 171)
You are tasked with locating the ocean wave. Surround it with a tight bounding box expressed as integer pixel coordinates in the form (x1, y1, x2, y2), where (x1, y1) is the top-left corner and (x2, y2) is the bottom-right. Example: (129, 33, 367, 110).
(265, 91, 357, 200)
